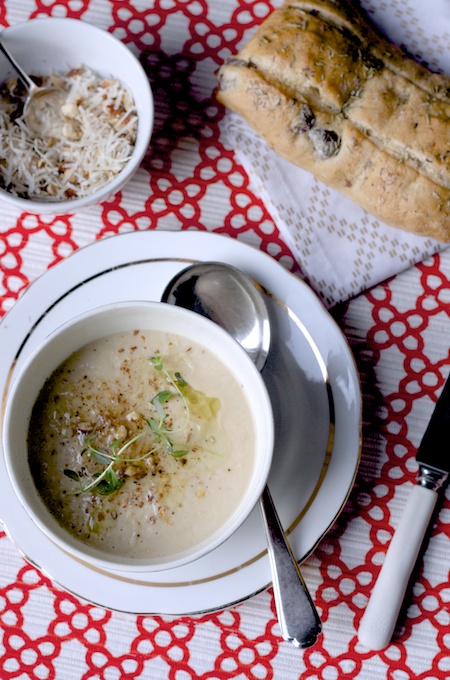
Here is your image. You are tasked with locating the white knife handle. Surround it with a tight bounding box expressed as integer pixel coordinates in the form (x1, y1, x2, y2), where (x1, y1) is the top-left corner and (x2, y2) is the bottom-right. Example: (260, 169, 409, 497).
(358, 484, 437, 650)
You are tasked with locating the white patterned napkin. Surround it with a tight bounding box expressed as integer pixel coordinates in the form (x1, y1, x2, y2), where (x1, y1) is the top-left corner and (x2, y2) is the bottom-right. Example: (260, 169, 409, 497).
(222, 0, 450, 308)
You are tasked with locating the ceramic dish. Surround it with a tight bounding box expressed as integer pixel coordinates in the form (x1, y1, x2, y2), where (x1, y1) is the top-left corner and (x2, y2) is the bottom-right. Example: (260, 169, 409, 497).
(3, 301, 274, 573)
(0, 18, 153, 213)
(0, 230, 361, 615)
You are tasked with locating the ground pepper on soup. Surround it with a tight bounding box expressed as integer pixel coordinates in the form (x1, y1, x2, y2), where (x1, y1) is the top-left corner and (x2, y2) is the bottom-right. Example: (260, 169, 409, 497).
(27, 329, 256, 560)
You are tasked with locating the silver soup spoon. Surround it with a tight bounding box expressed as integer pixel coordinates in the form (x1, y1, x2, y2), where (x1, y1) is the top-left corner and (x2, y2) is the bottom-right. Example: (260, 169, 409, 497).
(0, 37, 66, 135)
(162, 261, 322, 648)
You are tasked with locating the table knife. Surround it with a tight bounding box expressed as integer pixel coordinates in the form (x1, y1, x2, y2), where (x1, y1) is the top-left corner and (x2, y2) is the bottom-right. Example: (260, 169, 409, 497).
(358, 375, 450, 650)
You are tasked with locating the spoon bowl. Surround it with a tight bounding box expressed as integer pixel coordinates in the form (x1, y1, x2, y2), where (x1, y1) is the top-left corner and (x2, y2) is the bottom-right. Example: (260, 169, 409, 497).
(162, 262, 271, 371)
(0, 38, 65, 134)
(162, 260, 322, 648)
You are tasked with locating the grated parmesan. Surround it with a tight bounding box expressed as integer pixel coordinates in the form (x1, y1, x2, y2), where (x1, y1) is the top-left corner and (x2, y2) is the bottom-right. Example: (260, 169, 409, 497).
(0, 65, 138, 202)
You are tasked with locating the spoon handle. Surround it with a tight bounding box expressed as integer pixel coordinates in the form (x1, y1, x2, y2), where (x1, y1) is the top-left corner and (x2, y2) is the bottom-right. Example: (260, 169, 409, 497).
(259, 485, 321, 648)
(0, 39, 36, 92)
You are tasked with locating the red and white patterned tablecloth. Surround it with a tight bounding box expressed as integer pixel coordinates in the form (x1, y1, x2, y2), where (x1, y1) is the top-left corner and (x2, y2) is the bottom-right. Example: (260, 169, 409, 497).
(1, 1, 450, 679)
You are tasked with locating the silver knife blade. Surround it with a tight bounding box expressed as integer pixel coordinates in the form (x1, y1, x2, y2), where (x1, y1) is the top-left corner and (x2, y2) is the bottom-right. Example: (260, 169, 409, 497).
(416, 375, 450, 479)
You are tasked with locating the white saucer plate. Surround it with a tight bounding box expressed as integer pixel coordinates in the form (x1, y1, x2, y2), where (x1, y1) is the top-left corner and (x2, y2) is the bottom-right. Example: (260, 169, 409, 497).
(0, 230, 361, 615)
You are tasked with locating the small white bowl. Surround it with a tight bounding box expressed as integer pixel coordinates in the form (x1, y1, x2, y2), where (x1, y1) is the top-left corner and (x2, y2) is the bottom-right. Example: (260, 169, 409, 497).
(0, 18, 153, 213)
(2, 301, 274, 573)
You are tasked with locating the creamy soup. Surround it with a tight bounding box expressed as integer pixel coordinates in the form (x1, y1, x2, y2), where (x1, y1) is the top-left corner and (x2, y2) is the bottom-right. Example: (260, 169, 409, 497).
(28, 329, 256, 560)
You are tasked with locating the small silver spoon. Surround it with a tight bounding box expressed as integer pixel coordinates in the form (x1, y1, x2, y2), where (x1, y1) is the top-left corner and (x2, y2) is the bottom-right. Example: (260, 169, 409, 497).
(0, 37, 66, 134)
(162, 261, 322, 648)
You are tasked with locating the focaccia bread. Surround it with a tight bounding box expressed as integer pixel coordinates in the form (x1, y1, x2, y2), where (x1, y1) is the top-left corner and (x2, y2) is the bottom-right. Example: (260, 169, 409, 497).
(216, 0, 450, 241)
